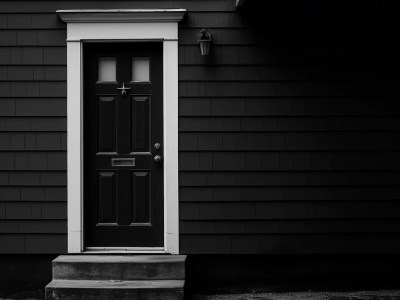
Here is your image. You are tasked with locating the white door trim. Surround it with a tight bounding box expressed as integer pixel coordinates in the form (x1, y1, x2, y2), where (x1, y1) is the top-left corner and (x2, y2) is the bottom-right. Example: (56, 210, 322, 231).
(59, 9, 185, 254)
(84, 247, 165, 254)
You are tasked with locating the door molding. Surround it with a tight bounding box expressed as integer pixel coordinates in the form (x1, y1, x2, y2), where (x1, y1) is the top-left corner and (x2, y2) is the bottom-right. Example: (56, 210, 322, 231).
(58, 9, 185, 254)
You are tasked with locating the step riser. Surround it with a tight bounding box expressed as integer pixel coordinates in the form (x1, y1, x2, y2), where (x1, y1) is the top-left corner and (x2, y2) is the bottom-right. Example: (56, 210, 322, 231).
(46, 255, 186, 300)
(53, 262, 185, 280)
(46, 288, 184, 300)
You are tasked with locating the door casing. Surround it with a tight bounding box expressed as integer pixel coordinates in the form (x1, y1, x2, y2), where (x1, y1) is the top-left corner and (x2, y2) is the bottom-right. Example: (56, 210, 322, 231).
(58, 9, 185, 254)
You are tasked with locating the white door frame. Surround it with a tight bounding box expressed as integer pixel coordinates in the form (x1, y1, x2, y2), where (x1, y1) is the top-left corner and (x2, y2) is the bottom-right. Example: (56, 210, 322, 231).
(58, 9, 185, 254)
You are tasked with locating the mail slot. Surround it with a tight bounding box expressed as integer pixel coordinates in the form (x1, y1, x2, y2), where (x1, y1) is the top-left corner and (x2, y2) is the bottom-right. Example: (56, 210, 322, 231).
(111, 158, 135, 167)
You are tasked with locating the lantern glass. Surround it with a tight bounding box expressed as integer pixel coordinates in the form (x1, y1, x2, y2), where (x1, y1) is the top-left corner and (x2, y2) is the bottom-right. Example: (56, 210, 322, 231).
(200, 41, 210, 56)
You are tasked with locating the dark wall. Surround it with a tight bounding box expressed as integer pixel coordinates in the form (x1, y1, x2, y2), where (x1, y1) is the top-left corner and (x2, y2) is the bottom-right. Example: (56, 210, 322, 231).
(0, 0, 399, 255)
(185, 254, 400, 294)
(178, 0, 400, 253)
(0, 2, 69, 253)
(0, 254, 56, 298)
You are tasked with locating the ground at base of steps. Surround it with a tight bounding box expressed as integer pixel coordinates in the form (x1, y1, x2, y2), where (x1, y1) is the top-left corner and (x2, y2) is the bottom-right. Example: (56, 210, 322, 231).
(192, 290, 400, 300)
(2, 290, 400, 300)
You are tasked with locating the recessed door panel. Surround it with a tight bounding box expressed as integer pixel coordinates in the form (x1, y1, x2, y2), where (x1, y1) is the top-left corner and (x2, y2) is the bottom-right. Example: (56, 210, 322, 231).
(84, 42, 163, 247)
(97, 171, 116, 224)
(131, 171, 151, 224)
(131, 96, 150, 153)
(97, 96, 116, 153)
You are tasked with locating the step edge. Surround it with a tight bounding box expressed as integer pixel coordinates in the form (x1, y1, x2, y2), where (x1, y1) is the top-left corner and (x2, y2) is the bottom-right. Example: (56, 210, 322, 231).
(53, 255, 187, 263)
(53, 261, 187, 265)
(46, 279, 185, 290)
(52, 275, 186, 280)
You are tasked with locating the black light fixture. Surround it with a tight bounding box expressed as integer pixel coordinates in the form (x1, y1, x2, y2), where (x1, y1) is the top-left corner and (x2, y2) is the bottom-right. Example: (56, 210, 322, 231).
(197, 29, 212, 56)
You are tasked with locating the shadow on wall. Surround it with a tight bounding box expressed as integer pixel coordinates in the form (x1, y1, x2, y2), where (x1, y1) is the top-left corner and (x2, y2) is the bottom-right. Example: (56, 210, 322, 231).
(237, 0, 400, 100)
(185, 254, 400, 295)
(178, 0, 400, 254)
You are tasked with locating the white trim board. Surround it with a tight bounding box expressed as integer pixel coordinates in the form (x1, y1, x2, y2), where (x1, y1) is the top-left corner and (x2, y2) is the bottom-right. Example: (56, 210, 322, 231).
(84, 247, 165, 254)
(59, 9, 185, 254)
(58, 9, 186, 23)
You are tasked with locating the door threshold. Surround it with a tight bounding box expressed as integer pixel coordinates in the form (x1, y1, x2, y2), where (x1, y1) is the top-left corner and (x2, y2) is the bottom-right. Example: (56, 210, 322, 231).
(83, 247, 166, 254)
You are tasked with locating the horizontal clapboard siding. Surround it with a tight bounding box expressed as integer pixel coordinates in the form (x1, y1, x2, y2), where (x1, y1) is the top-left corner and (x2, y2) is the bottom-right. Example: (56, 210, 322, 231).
(1, 0, 399, 254)
(180, 234, 400, 254)
(0, 2, 66, 253)
(178, 0, 400, 253)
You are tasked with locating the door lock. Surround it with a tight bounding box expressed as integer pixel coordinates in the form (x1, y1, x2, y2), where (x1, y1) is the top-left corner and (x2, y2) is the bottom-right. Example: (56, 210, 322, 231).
(154, 155, 162, 164)
(153, 143, 161, 150)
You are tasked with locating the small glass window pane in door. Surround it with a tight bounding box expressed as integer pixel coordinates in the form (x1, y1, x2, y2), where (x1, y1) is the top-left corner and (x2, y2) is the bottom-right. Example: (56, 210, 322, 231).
(132, 57, 150, 82)
(98, 57, 116, 82)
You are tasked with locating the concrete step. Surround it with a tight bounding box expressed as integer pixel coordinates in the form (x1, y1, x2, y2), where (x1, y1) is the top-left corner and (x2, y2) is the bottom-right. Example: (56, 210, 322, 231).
(52, 255, 186, 280)
(45, 279, 184, 300)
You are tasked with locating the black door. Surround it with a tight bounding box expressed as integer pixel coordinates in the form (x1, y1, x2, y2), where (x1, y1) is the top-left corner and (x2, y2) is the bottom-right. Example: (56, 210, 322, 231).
(83, 42, 163, 247)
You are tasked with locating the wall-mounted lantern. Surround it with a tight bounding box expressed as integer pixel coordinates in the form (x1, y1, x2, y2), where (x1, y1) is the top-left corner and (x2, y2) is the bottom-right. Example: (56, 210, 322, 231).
(197, 29, 212, 56)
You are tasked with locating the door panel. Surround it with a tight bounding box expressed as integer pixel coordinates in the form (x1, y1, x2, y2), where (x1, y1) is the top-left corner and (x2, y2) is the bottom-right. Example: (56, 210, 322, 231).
(84, 42, 163, 247)
(131, 171, 151, 224)
(97, 96, 116, 153)
(97, 172, 117, 224)
(131, 96, 150, 153)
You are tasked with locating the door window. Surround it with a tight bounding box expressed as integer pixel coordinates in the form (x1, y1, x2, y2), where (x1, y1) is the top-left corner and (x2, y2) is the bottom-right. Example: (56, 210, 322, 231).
(131, 57, 150, 82)
(98, 57, 116, 82)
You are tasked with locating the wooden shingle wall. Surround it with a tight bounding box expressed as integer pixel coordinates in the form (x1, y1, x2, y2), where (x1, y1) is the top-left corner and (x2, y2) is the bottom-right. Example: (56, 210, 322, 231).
(178, 0, 400, 253)
(0, 5, 68, 253)
(0, 0, 399, 254)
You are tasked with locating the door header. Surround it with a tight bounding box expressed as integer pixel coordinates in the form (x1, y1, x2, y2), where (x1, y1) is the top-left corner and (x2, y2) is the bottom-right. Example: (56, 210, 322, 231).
(57, 9, 186, 23)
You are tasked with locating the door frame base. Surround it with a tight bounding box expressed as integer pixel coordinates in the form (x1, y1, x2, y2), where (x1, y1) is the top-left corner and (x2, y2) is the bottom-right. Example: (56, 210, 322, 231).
(59, 9, 185, 254)
(84, 247, 165, 254)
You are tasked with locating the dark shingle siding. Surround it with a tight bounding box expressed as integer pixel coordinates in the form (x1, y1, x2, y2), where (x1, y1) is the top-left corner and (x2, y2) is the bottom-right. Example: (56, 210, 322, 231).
(178, 1, 400, 254)
(0, 66, 66, 81)
(0, 5, 67, 253)
(0, 1, 234, 13)
(180, 233, 400, 254)
(0, 47, 66, 65)
(0, 220, 66, 233)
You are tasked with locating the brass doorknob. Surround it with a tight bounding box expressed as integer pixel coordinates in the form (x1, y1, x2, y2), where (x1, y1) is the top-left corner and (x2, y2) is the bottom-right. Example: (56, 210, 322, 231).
(154, 155, 162, 163)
